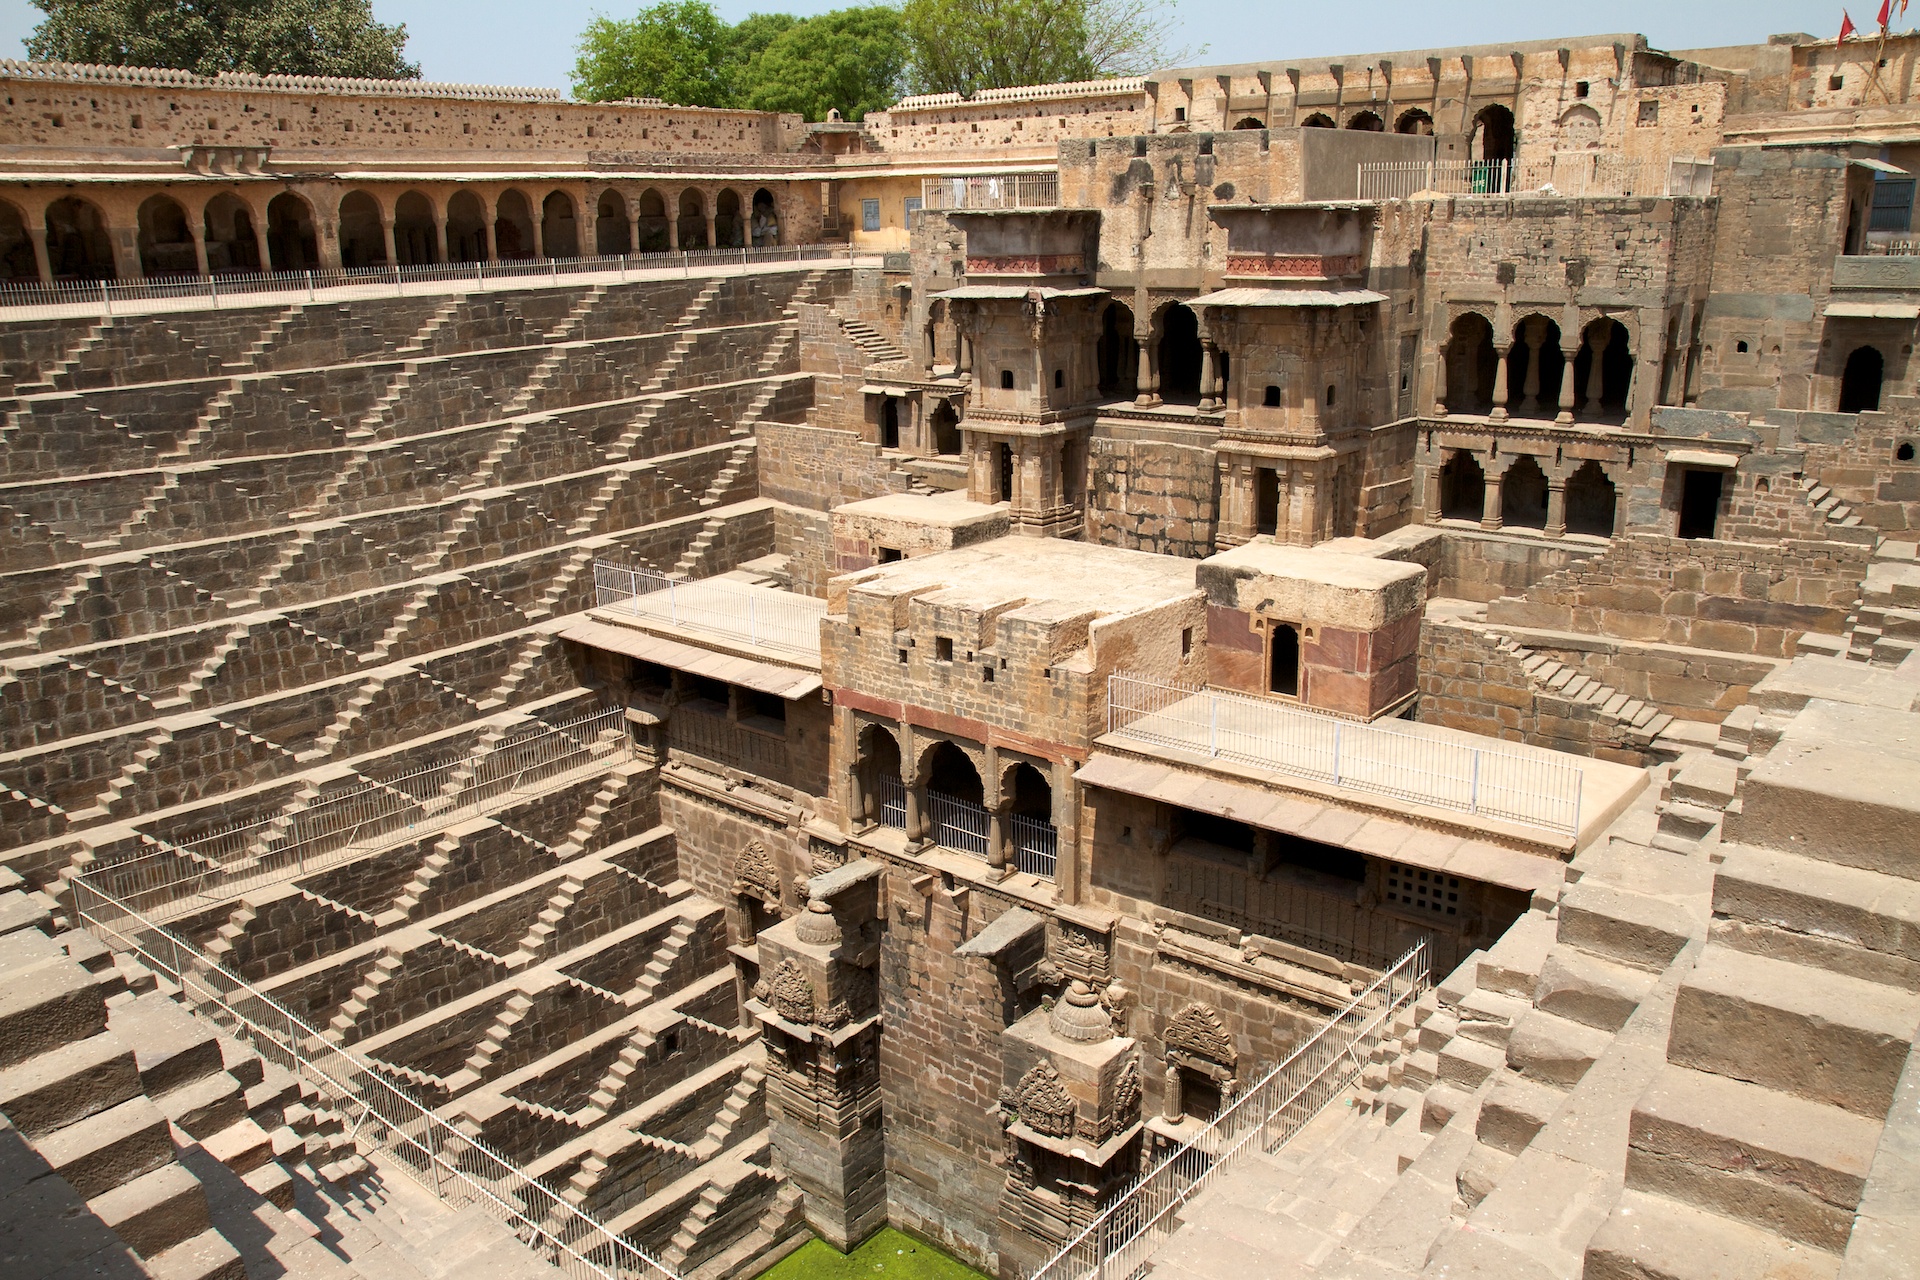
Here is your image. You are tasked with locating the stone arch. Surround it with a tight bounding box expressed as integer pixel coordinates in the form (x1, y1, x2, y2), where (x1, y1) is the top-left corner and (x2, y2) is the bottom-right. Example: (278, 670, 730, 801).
(1301, 113, 1335, 128)
(45, 196, 116, 280)
(1012, 1060, 1076, 1137)
(1573, 317, 1633, 420)
(1155, 301, 1203, 403)
(1232, 116, 1265, 130)
(636, 188, 670, 252)
(715, 189, 744, 248)
(1564, 460, 1617, 536)
(751, 188, 781, 247)
(678, 189, 709, 250)
(1558, 103, 1603, 149)
(445, 189, 487, 262)
(266, 192, 319, 272)
(1096, 299, 1136, 399)
(1395, 108, 1434, 135)
(1472, 104, 1516, 162)
(494, 188, 536, 260)
(1440, 449, 1485, 520)
(918, 738, 984, 805)
(852, 721, 904, 828)
(1444, 312, 1497, 414)
(0, 200, 37, 280)
(733, 838, 783, 909)
(595, 188, 629, 256)
(1165, 1002, 1236, 1067)
(1164, 1001, 1235, 1121)
(201, 193, 261, 274)
(137, 194, 196, 277)
(1841, 344, 1885, 413)
(1346, 110, 1384, 132)
(1001, 759, 1052, 821)
(1501, 454, 1550, 528)
(1506, 314, 1565, 419)
(392, 190, 436, 266)
(540, 190, 579, 258)
(337, 189, 386, 268)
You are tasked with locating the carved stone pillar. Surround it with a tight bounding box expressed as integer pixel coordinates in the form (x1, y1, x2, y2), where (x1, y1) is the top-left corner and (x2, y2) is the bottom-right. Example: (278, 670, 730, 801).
(987, 806, 1008, 880)
(1134, 338, 1154, 407)
(381, 219, 398, 268)
(704, 212, 718, 251)
(666, 209, 680, 251)
(1198, 340, 1219, 412)
(1546, 479, 1567, 537)
(433, 208, 449, 265)
(189, 220, 210, 278)
(251, 207, 272, 274)
(1585, 323, 1610, 410)
(1433, 343, 1449, 416)
(1518, 320, 1545, 415)
(846, 766, 868, 833)
(1425, 466, 1442, 523)
(1481, 466, 1504, 531)
(28, 225, 52, 283)
(1490, 344, 1511, 421)
(1557, 344, 1579, 424)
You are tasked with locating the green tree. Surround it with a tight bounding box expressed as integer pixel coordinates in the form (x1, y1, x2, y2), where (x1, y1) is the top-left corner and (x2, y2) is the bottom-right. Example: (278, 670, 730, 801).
(721, 11, 801, 100)
(572, 0, 734, 107)
(26, 0, 419, 79)
(900, 0, 1195, 96)
(740, 8, 907, 121)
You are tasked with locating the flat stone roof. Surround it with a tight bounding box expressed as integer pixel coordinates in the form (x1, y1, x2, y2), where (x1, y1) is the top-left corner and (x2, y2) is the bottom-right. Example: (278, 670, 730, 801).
(834, 493, 1007, 528)
(841, 536, 1200, 617)
(1204, 541, 1427, 591)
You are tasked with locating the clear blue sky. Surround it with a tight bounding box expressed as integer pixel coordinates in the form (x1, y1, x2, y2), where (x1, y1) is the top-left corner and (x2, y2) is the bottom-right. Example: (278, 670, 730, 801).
(0, 1, 1877, 94)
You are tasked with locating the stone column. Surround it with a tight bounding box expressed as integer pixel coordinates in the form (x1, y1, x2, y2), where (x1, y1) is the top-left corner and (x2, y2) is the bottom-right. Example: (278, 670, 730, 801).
(1584, 324, 1609, 412)
(27, 223, 52, 283)
(903, 785, 924, 845)
(987, 807, 1008, 880)
(1051, 761, 1077, 902)
(433, 205, 449, 265)
(1557, 344, 1579, 424)
(1490, 344, 1511, 421)
(846, 766, 867, 833)
(666, 209, 680, 252)
(1198, 340, 1218, 412)
(1518, 320, 1545, 415)
(1424, 466, 1442, 523)
(627, 210, 642, 257)
(704, 211, 718, 251)
(381, 218, 398, 268)
(1480, 466, 1504, 530)
(1546, 477, 1567, 537)
(1134, 339, 1153, 407)
(1432, 343, 1449, 416)
(251, 208, 272, 274)
(189, 218, 211, 278)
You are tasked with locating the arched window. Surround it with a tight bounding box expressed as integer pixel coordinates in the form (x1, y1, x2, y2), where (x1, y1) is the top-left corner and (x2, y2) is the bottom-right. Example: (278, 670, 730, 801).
(1564, 460, 1617, 536)
(1157, 303, 1203, 403)
(1445, 313, 1497, 415)
(1232, 117, 1265, 130)
(881, 398, 900, 449)
(392, 191, 436, 266)
(1346, 110, 1384, 132)
(1270, 623, 1300, 696)
(751, 188, 780, 247)
(1000, 369, 1015, 390)
(930, 400, 961, 455)
(1440, 450, 1485, 521)
(494, 189, 536, 260)
(715, 189, 744, 248)
(0, 201, 37, 280)
(137, 195, 195, 277)
(855, 724, 904, 829)
(45, 197, 116, 280)
(540, 190, 579, 258)
(1840, 345, 1885, 413)
(678, 189, 708, 250)
(337, 190, 385, 269)
(1263, 384, 1281, 407)
(1506, 315, 1565, 419)
(1302, 113, 1335, 128)
(1501, 455, 1549, 528)
(596, 189, 629, 256)
(444, 190, 487, 263)
(1473, 105, 1515, 161)
(1572, 317, 1633, 420)
(1395, 109, 1433, 136)
(202, 194, 261, 274)
(637, 188, 670, 252)
(266, 193, 319, 271)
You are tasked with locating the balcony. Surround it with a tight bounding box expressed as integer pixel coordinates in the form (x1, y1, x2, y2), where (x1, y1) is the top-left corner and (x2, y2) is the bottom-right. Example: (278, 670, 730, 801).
(873, 777, 1058, 879)
(1357, 155, 1713, 202)
(593, 561, 823, 661)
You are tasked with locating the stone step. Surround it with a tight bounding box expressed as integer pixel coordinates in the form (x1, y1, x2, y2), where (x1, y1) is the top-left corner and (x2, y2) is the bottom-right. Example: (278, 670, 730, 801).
(1533, 944, 1659, 1032)
(86, 1160, 211, 1259)
(1557, 880, 1698, 971)
(36, 1093, 175, 1200)
(0, 1028, 141, 1138)
(1475, 1072, 1565, 1156)
(1669, 944, 1920, 1118)
(1711, 841, 1920, 992)
(0, 949, 106, 1070)
(1584, 1188, 1841, 1280)
(1627, 1064, 1880, 1253)
(144, 1225, 249, 1280)
(156, 1070, 249, 1141)
(1505, 1006, 1613, 1088)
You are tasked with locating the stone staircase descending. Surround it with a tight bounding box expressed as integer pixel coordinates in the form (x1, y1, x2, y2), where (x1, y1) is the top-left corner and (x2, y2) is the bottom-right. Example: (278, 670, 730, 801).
(839, 316, 909, 366)
(1492, 632, 1676, 751)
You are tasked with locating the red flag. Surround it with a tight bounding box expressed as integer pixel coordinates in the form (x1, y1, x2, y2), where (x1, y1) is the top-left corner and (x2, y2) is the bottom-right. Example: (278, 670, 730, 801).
(1879, 0, 1891, 28)
(1840, 9, 1857, 42)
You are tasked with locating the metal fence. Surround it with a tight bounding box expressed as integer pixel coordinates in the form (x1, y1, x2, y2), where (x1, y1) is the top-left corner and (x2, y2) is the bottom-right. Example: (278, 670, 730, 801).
(876, 775, 908, 830)
(920, 173, 1061, 211)
(926, 788, 992, 858)
(1010, 814, 1058, 879)
(868, 777, 1057, 876)
(74, 706, 632, 921)
(1107, 673, 1583, 835)
(69, 879, 680, 1280)
(0, 244, 858, 318)
(1026, 940, 1430, 1280)
(1356, 155, 1714, 201)
(593, 561, 824, 660)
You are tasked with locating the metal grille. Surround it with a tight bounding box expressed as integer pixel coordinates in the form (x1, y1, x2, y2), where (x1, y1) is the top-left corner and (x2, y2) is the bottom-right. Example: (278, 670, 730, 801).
(1026, 941, 1430, 1280)
(925, 789, 991, 858)
(1010, 814, 1058, 878)
(874, 775, 908, 830)
(69, 882, 679, 1280)
(593, 561, 823, 660)
(1107, 673, 1583, 835)
(919, 173, 1061, 211)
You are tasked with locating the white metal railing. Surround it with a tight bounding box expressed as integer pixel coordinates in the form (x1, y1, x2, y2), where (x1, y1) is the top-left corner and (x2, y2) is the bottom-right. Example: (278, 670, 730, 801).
(68, 879, 679, 1280)
(75, 706, 631, 921)
(1107, 673, 1583, 835)
(926, 788, 992, 858)
(875, 775, 908, 830)
(868, 776, 1056, 875)
(0, 244, 857, 318)
(1027, 940, 1430, 1280)
(920, 173, 1061, 211)
(1356, 155, 1714, 201)
(1010, 813, 1058, 878)
(593, 561, 823, 660)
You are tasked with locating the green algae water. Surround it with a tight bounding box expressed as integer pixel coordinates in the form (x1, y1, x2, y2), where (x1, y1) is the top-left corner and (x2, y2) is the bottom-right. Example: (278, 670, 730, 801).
(755, 1228, 991, 1280)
